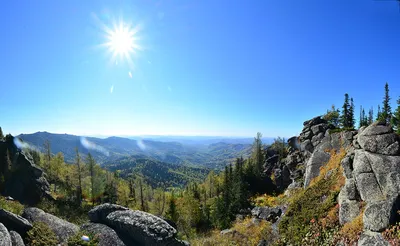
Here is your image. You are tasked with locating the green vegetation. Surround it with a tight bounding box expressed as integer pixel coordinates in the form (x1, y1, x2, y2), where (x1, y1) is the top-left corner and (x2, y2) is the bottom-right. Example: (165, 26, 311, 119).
(26, 222, 58, 246)
(0, 196, 24, 215)
(278, 149, 346, 245)
(67, 231, 99, 246)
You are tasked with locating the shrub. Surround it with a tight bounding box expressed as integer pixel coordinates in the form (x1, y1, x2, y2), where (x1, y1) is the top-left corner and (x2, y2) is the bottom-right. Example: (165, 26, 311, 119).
(335, 211, 364, 244)
(191, 217, 272, 246)
(26, 222, 58, 246)
(0, 196, 24, 215)
(278, 149, 346, 245)
(252, 193, 286, 207)
(67, 231, 99, 246)
(383, 221, 400, 245)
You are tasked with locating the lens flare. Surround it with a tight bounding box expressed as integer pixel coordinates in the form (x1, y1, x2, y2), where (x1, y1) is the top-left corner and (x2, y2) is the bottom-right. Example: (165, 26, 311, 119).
(137, 139, 146, 151)
(13, 138, 38, 151)
(93, 12, 142, 68)
(80, 137, 110, 156)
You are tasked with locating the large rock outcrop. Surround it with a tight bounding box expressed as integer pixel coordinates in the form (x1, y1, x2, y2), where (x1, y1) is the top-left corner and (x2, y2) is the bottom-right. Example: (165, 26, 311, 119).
(81, 223, 127, 246)
(0, 209, 32, 236)
(88, 204, 187, 246)
(0, 223, 12, 246)
(0, 136, 51, 205)
(9, 231, 25, 246)
(22, 207, 79, 243)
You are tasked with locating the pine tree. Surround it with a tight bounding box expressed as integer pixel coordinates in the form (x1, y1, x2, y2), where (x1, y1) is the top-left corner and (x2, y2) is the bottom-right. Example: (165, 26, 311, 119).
(340, 94, 351, 128)
(368, 107, 374, 125)
(359, 106, 368, 128)
(87, 153, 96, 205)
(166, 192, 178, 223)
(252, 132, 264, 176)
(380, 82, 392, 124)
(43, 140, 51, 171)
(75, 147, 83, 206)
(377, 105, 382, 121)
(0, 127, 3, 140)
(323, 105, 340, 128)
(393, 97, 400, 134)
(349, 98, 355, 128)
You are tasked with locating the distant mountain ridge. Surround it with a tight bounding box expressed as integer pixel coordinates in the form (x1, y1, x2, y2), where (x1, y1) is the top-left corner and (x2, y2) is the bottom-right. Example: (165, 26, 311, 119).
(17, 131, 253, 169)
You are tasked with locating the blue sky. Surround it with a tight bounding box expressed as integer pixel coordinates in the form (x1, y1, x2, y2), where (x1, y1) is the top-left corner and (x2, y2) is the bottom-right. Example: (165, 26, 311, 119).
(1, 0, 400, 138)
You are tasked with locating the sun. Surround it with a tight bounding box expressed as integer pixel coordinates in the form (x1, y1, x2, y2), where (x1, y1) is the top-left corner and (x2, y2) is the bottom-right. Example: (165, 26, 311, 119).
(102, 20, 141, 66)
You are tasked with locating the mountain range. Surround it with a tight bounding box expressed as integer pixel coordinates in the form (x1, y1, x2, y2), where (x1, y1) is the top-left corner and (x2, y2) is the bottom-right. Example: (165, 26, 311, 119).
(17, 132, 256, 169)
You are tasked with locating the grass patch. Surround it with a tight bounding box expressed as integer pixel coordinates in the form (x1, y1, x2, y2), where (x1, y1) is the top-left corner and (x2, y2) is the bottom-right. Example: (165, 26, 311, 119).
(26, 222, 58, 246)
(191, 217, 272, 246)
(67, 230, 99, 246)
(0, 196, 25, 215)
(252, 193, 286, 207)
(278, 149, 346, 245)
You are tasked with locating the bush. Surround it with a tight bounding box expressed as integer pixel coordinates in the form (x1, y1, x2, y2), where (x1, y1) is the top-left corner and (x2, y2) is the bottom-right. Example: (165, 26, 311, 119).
(383, 220, 400, 245)
(191, 217, 272, 246)
(26, 222, 58, 246)
(67, 231, 99, 246)
(0, 196, 24, 215)
(278, 149, 346, 245)
(335, 211, 364, 244)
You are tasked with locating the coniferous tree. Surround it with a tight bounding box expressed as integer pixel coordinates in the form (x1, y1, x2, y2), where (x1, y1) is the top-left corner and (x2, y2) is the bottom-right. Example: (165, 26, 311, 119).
(166, 192, 178, 223)
(323, 105, 340, 128)
(87, 153, 96, 205)
(368, 107, 374, 125)
(359, 106, 368, 128)
(252, 132, 264, 177)
(392, 97, 400, 134)
(340, 93, 351, 128)
(43, 140, 51, 171)
(349, 98, 355, 128)
(75, 147, 83, 206)
(0, 127, 3, 140)
(380, 82, 392, 124)
(377, 105, 382, 121)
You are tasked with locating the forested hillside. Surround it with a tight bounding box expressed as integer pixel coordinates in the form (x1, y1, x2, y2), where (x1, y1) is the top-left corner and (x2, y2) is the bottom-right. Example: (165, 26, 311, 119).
(17, 132, 252, 169)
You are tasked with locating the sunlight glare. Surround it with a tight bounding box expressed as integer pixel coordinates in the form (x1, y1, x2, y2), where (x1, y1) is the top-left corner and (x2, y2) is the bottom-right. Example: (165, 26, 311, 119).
(104, 20, 141, 65)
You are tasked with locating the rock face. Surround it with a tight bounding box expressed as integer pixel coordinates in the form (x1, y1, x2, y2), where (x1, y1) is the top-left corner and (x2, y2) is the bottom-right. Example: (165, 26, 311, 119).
(251, 206, 282, 223)
(9, 231, 25, 246)
(88, 204, 187, 246)
(22, 207, 79, 243)
(357, 123, 400, 155)
(81, 223, 126, 246)
(104, 210, 185, 246)
(88, 203, 129, 223)
(0, 136, 52, 205)
(0, 223, 12, 246)
(0, 209, 32, 236)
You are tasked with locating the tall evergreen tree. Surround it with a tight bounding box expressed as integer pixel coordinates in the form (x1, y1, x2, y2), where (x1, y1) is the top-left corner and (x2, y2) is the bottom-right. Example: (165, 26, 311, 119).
(392, 96, 400, 134)
(340, 93, 351, 128)
(380, 82, 392, 124)
(349, 98, 355, 128)
(323, 105, 340, 128)
(166, 192, 178, 223)
(75, 147, 83, 206)
(359, 106, 368, 128)
(87, 152, 96, 205)
(0, 127, 3, 139)
(368, 107, 374, 125)
(251, 132, 264, 176)
(377, 105, 382, 121)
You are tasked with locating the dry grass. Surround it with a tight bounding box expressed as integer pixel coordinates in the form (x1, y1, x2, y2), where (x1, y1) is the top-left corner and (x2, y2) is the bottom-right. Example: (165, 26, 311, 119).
(191, 217, 272, 246)
(252, 193, 286, 207)
(336, 210, 364, 244)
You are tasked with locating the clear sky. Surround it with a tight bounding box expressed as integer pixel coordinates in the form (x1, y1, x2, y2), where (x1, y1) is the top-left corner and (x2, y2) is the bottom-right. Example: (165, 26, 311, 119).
(1, 0, 400, 138)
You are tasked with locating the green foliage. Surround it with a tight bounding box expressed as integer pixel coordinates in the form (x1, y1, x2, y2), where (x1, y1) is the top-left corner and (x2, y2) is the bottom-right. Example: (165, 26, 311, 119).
(278, 171, 342, 245)
(0, 196, 24, 215)
(37, 198, 90, 225)
(323, 105, 340, 127)
(26, 222, 58, 246)
(340, 93, 355, 129)
(104, 157, 210, 188)
(379, 82, 392, 124)
(0, 127, 3, 139)
(67, 231, 99, 246)
(392, 97, 400, 134)
(359, 106, 368, 128)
